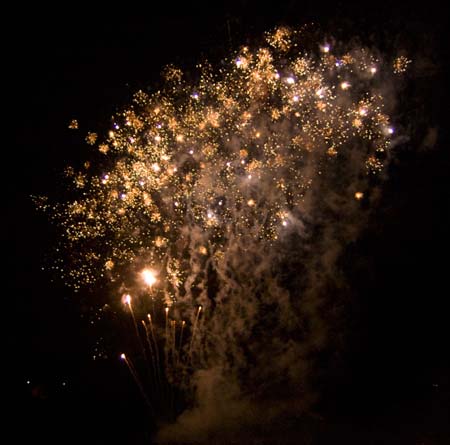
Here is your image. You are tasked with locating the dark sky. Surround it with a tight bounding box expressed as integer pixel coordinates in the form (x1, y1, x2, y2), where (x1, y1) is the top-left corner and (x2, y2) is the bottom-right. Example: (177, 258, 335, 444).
(8, 2, 450, 444)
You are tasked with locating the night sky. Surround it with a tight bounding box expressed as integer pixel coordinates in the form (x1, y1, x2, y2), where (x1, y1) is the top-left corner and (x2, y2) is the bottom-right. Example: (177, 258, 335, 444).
(9, 2, 450, 444)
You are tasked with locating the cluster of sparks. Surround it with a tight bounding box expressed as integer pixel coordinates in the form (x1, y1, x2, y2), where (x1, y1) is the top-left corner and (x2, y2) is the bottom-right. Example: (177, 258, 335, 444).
(34, 27, 414, 425)
(38, 27, 406, 302)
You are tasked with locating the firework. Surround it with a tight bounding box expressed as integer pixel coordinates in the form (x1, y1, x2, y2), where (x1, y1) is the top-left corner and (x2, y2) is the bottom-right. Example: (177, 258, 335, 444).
(37, 26, 409, 427)
(38, 27, 401, 294)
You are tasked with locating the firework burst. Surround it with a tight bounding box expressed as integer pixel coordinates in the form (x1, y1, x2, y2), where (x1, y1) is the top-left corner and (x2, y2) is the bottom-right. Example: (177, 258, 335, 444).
(36, 26, 409, 432)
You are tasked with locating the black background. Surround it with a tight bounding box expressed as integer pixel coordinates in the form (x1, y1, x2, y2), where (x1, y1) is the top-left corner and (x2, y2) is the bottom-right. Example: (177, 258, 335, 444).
(8, 1, 450, 443)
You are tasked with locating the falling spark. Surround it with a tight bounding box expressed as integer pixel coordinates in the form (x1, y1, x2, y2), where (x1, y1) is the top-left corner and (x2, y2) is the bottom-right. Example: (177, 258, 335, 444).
(189, 306, 202, 363)
(120, 353, 154, 413)
(68, 119, 79, 130)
